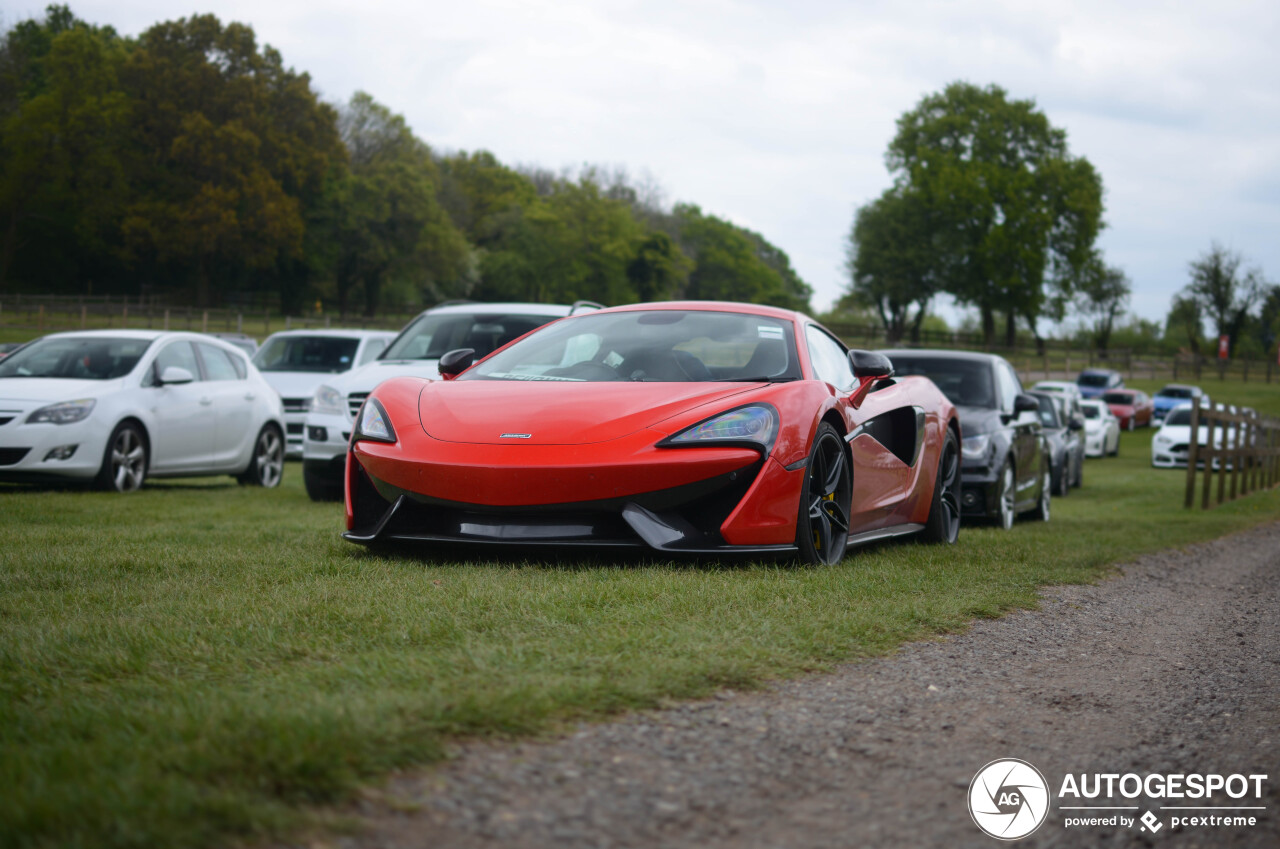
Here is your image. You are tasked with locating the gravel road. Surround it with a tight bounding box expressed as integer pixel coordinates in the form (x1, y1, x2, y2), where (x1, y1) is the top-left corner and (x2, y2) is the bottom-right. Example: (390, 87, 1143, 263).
(319, 522, 1280, 848)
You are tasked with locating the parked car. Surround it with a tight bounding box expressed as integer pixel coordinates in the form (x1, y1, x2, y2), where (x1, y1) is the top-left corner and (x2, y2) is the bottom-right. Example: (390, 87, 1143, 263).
(303, 301, 601, 501)
(252, 329, 396, 458)
(1080, 399, 1120, 457)
(1076, 368, 1123, 399)
(881, 349, 1049, 529)
(1029, 391, 1084, 495)
(1101, 388, 1154, 431)
(0, 341, 29, 361)
(1151, 403, 1230, 469)
(345, 302, 963, 563)
(0, 330, 285, 491)
(1152, 383, 1207, 422)
(207, 332, 260, 358)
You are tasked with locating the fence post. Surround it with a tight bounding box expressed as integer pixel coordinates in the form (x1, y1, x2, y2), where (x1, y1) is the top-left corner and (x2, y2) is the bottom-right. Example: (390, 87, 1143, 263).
(1184, 399, 1200, 508)
(164, 308, 170, 331)
(122, 305, 128, 329)
(201, 311, 208, 333)
(38, 304, 44, 330)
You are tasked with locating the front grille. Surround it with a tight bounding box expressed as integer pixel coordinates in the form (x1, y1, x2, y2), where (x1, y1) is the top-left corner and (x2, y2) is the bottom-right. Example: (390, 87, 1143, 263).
(286, 423, 304, 435)
(347, 392, 369, 419)
(281, 397, 311, 413)
(0, 448, 31, 466)
(1171, 443, 1188, 453)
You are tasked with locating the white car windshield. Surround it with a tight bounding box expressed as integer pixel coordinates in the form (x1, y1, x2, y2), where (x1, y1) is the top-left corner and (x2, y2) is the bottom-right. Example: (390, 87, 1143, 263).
(0, 336, 152, 380)
(383, 312, 559, 361)
(462, 310, 801, 383)
(254, 336, 360, 373)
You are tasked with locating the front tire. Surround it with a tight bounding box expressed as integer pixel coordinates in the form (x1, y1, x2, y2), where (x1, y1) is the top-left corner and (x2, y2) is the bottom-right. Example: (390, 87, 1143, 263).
(97, 422, 148, 493)
(795, 423, 852, 565)
(304, 464, 343, 502)
(921, 429, 961, 544)
(1027, 467, 1052, 522)
(238, 424, 284, 488)
(994, 460, 1016, 530)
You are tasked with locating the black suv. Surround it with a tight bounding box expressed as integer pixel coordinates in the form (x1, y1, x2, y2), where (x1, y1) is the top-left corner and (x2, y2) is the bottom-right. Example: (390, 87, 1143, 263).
(880, 350, 1050, 528)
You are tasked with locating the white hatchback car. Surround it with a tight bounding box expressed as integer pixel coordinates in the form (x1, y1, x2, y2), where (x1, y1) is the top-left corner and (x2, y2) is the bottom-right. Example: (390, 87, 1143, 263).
(252, 329, 396, 458)
(0, 331, 286, 492)
(302, 301, 599, 500)
(1080, 398, 1120, 457)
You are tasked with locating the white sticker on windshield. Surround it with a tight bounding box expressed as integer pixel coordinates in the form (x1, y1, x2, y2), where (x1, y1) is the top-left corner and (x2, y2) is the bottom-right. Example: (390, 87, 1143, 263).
(758, 325, 784, 339)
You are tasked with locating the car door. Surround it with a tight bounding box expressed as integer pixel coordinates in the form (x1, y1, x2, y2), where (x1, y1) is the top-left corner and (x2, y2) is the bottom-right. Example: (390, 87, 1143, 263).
(996, 360, 1042, 504)
(806, 326, 913, 527)
(145, 340, 215, 472)
(195, 342, 258, 469)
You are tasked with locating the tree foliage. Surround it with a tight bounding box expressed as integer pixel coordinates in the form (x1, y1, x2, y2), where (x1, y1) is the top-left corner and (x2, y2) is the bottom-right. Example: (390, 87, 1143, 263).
(1181, 243, 1265, 356)
(0, 6, 812, 315)
(1073, 255, 1130, 353)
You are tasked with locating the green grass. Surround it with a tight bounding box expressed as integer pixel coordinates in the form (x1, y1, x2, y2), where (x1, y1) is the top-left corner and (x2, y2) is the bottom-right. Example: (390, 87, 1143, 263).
(2, 384, 1279, 849)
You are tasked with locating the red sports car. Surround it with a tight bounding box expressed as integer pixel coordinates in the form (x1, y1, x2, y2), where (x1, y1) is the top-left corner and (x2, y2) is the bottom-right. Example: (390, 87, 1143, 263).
(344, 302, 961, 564)
(1101, 389, 1154, 431)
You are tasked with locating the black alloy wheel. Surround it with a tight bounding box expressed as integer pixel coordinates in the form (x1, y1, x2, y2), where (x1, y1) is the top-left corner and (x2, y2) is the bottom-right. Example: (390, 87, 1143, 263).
(1028, 467, 1052, 521)
(796, 423, 853, 565)
(922, 428, 961, 544)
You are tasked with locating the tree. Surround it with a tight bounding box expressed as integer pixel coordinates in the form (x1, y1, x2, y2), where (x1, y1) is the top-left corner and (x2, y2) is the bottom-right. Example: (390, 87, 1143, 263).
(885, 82, 1104, 346)
(1182, 243, 1265, 356)
(1073, 255, 1130, 353)
(844, 187, 941, 344)
(332, 92, 469, 314)
(1165, 295, 1204, 355)
(674, 204, 812, 311)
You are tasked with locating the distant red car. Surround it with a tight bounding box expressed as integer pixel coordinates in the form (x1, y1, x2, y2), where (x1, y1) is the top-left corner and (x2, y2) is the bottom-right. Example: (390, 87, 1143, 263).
(343, 301, 963, 564)
(1101, 389, 1153, 431)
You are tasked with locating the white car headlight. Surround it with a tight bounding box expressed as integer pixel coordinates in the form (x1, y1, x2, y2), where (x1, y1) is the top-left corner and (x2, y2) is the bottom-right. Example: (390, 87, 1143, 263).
(312, 384, 345, 416)
(26, 399, 96, 425)
(961, 433, 991, 460)
(1154, 434, 1171, 445)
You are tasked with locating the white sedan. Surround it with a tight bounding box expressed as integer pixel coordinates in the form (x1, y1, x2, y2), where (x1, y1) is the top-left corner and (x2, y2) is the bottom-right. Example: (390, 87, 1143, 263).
(0, 330, 286, 492)
(1080, 398, 1120, 457)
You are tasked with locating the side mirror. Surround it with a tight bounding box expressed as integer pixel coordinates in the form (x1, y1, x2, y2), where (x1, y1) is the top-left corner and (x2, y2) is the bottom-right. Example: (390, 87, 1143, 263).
(438, 348, 476, 380)
(848, 350, 894, 379)
(1068, 416, 1085, 431)
(1014, 393, 1040, 414)
(158, 366, 194, 385)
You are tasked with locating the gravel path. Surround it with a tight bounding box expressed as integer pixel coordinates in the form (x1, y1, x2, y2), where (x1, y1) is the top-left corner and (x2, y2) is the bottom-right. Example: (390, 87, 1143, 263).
(321, 523, 1280, 848)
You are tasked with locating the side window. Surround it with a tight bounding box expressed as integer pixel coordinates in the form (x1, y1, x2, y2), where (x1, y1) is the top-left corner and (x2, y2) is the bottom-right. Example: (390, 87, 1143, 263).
(152, 341, 200, 385)
(359, 339, 387, 365)
(197, 343, 242, 381)
(805, 326, 855, 391)
(994, 362, 1022, 413)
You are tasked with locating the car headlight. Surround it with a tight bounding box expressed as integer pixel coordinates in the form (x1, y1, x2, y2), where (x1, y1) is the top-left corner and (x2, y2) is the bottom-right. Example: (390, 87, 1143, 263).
(961, 433, 990, 460)
(26, 399, 96, 425)
(353, 397, 396, 444)
(312, 384, 345, 416)
(661, 404, 778, 453)
(1154, 434, 1171, 445)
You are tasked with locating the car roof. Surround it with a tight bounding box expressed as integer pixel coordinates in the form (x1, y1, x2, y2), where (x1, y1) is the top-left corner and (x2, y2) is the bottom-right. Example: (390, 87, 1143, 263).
(1157, 383, 1197, 391)
(423, 302, 578, 317)
(585, 300, 808, 322)
(878, 348, 1007, 364)
(261, 328, 395, 339)
(1080, 367, 1120, 375)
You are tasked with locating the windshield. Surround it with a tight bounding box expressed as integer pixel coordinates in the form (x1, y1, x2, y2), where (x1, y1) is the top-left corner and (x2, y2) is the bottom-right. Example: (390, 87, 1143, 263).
(1158, 386, 1193, 399)
(462, 310, 801, 383)
(1101, 391, 1133, 404)
(253, 336, 360, 373)
(383, 311, 559, 361)
(1165, 408, 1193, 426)
(0, 336, 152, 380)
(886, 356, 996, 409)
(1081, 405, 1100, 420)
(1078, 373, 1112, 388)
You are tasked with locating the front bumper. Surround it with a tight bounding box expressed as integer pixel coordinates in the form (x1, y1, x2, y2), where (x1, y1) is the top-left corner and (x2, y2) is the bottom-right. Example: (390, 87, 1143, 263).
(0, 412, 109, 482)
(301, 410, 352, 488)
(343, 435, 805, 555)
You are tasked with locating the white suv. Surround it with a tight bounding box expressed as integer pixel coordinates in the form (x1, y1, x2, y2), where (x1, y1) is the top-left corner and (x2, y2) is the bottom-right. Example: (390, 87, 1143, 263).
(301, 301, 598, 500)
(252, 329, 396, 458)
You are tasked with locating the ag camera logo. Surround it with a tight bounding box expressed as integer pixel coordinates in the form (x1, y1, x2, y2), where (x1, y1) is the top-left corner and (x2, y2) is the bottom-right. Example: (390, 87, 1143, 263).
(968, 758, 1050, 840)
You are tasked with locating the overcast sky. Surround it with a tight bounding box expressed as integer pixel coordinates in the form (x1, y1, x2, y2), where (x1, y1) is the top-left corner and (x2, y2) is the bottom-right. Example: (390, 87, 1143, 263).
(14, 1, 1280, 328)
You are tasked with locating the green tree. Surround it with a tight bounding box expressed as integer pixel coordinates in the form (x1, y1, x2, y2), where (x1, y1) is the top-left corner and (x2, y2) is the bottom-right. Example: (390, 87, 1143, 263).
(1165, 294, 1205, 355)
(118, 14, 343, 306)
(1182, 243, 1265, 356)
(332, 92, 469, 315)
(844, 187, 942, 344)
(674, 204, 811, 311)
(1073, 255, 1130, 353)
(0, 6, 129, 290)
(885, 81, 1104, 346)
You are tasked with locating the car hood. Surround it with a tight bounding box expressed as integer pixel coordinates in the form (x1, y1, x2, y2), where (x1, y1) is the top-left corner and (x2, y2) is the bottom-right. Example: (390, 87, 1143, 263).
(953, 405, 1005, 437)
(418, 380, 760, 445)
(0, 377, 123, 403)
(328, 359, 441, 394)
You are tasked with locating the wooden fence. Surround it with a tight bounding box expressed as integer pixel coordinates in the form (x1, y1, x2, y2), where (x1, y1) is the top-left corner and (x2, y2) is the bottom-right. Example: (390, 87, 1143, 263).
(1183, 400, 1280, 509)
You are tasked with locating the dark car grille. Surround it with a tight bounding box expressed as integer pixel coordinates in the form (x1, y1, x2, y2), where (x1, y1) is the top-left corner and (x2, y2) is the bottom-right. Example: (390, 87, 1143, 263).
(347, 392, 369, 419)
(286, 423, 304, 436)
(1170, 443, 1188, 453)
(0, 416, 14, 426)
(0, 448, 31, 466)
(281, 397, 311, 413)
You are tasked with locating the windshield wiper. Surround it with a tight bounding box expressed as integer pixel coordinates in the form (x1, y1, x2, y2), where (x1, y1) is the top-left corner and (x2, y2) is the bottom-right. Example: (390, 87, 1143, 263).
(711, 376, 799, 383)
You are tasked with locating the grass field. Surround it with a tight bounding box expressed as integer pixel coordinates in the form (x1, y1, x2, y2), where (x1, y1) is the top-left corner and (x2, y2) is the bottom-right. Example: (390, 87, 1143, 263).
(2, 380, 1279, 849)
